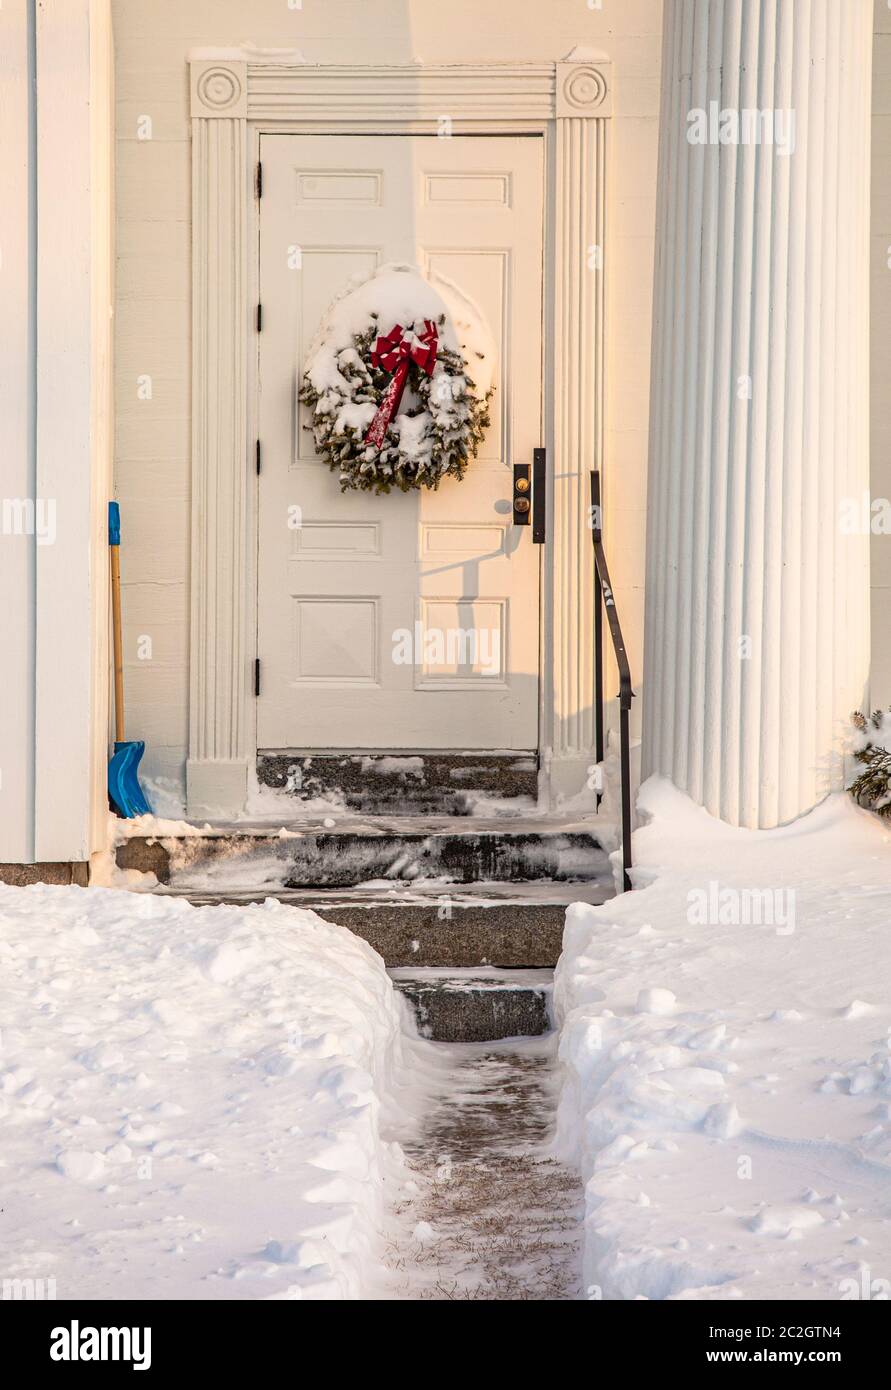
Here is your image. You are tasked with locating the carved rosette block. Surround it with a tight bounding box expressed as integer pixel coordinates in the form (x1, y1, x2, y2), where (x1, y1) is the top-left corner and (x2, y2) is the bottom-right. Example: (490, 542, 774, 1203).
(556, 61, 611, 120)
(190, 60, 247, 119)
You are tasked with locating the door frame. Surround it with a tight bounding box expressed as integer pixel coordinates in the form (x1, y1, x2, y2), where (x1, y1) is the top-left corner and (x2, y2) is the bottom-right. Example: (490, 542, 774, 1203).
(186, 56, 612, 818)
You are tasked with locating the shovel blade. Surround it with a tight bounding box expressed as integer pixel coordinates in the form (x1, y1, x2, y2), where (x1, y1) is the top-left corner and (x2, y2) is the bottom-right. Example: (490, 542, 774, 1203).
(108, 740, 152, 818)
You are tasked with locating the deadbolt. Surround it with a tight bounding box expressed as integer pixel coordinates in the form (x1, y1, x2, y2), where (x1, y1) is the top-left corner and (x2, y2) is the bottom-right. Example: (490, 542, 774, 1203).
(512, 462, 531, 525)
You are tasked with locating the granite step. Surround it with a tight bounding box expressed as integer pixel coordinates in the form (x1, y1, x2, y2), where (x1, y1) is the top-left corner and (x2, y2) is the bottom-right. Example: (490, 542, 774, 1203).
(150, 883, 597, 966)
(390, 968, 553, 1042)
(256, 750, 538, 816)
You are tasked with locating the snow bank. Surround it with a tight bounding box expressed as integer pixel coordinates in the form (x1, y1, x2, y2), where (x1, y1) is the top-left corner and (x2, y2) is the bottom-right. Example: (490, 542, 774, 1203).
(554, 778, 891, 1301)
(0, 884, 420, 1300)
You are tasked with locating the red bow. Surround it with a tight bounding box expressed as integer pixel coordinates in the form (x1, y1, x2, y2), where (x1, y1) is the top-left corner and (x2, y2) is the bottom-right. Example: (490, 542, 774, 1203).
(364, 320, 439, 450)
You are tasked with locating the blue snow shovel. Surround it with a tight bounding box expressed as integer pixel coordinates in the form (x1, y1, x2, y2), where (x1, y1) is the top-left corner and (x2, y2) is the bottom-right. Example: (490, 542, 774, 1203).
(107, 502, 152, 817)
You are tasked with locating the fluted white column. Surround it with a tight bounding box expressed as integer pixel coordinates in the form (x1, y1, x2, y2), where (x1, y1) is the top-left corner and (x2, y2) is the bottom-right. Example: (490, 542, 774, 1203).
(643, 0, 872, 828)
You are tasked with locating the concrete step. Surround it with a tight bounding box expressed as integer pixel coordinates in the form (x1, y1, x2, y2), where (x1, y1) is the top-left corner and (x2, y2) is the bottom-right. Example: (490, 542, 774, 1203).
(152, 884, 592, 966)
(391, 968, 553, 1042)
(118, 824, 611, 892)
(256, 750, 538, 815)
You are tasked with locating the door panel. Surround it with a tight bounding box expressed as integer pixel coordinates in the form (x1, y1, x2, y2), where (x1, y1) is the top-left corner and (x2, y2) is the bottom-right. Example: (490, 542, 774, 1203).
(256, 134, 544, 749)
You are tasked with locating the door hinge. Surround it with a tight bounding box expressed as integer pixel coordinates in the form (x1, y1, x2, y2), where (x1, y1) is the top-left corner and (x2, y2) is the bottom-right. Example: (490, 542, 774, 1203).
(255, 161, 263, 199)
(256, 303, 263, 332)
(254, 658, 261, 698)
(256, 439, 261, 476)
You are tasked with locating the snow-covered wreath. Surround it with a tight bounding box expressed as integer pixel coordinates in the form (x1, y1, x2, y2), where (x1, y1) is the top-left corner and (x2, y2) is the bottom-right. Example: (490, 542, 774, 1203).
(299, 264, 496, 494)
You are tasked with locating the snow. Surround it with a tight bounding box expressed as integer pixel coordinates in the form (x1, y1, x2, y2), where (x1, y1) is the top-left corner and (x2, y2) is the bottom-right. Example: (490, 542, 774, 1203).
(0, 883, 423, 1300)
(360, 755, 424, 779)
(187, 45, 306, 62)
(129, 753, 553, 831)
(562, 45, 611, 62)
(111, 771, 350, 840)
(382, 1034, 584, 1300)
(554, 777, 891, 1301)
(389, 965, 554, 993)
(14, 762, 891, 1302)
(304, 262, 496, 398)
(299, 263, 497, 491)
(155, 818, 612, 900)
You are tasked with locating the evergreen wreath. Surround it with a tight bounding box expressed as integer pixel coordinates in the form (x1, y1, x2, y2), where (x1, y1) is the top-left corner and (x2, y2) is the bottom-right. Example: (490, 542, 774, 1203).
(298, 266, 494, 496)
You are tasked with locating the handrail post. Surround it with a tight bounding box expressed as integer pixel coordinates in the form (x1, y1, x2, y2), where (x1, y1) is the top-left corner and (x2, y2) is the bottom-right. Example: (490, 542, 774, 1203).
(620, 700, 632, 892)
(590, 469, 634, 893)
(591, 472, 604, 795)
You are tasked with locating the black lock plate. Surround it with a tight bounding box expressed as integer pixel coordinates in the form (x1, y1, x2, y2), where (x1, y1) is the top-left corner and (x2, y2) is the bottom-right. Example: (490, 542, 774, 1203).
(513, 464, 531, 525)
(532, 447, 546, 544)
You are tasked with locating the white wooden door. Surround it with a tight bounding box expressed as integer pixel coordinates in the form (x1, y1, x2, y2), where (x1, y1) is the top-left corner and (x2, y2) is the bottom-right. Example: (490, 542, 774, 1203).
(256, 134, 543, 750)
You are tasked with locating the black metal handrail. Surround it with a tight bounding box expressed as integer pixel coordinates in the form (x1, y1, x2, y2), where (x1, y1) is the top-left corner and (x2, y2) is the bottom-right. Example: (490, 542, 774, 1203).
(590, 471, 635, 892)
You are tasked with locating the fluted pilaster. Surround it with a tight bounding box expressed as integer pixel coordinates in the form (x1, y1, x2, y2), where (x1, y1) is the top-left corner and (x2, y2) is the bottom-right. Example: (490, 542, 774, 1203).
(553, 114, 608, 764)
(188, 65, 250, 816)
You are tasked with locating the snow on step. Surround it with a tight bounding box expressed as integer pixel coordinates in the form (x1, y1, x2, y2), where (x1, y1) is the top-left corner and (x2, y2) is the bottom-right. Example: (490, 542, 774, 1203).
(117, 825, 612, 892)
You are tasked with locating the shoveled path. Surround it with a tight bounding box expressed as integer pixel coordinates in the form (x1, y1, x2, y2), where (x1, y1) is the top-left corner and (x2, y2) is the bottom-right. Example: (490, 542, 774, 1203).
(384, 1034, 584, 1300)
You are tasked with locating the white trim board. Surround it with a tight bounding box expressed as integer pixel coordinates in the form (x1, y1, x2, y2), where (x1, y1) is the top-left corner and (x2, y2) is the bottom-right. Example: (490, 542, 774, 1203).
(0, 0, 36, 862)
(186, 59, 611, 818)
(0, 0, 113, 864)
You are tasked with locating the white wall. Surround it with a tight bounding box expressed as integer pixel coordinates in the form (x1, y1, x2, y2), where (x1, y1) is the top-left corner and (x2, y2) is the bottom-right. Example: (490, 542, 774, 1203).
(0, 0, 113, 866)
(111, 0, 664, 794)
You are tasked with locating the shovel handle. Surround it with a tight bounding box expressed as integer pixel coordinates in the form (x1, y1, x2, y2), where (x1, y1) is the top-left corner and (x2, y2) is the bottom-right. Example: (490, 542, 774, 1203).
(109, 503, 125, 743)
